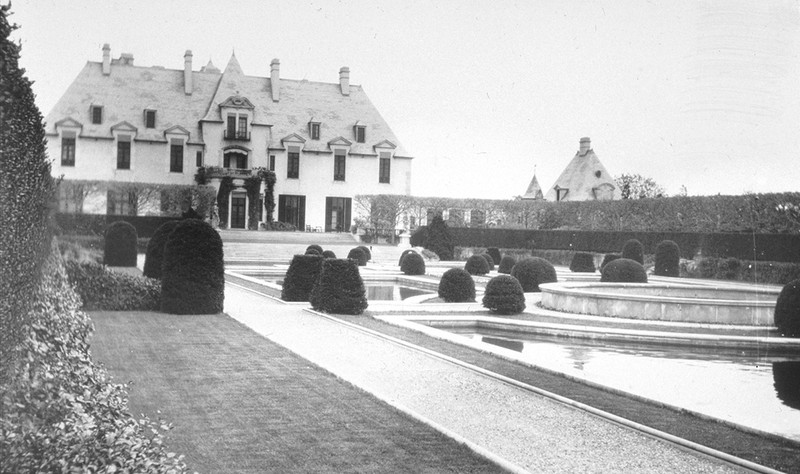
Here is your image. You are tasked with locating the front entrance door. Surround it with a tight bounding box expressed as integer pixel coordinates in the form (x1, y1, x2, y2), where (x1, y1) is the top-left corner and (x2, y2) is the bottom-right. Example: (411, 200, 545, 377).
(325, 197, 351, 232)
(231, 196, 246, 229)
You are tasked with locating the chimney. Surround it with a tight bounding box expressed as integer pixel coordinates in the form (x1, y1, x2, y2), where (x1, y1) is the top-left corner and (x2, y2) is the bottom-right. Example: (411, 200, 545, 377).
(102, 43, 111, 75)
(270, 58, 280, 102)
(579, 137, 591, 154)
(184, 50, 193, 95)
(339, 66, 350, 96)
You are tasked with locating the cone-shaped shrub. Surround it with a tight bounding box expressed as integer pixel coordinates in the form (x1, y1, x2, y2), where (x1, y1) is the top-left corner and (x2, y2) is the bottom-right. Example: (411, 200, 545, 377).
(400, 252, 426, 275)
(481, 253, 495, 272)
(425, 215, 454, 260)
(357, 245, 372, 261)
(482, 275, 526, 315)
(438, 268, 476, 302)
(511, 257, 557, 292)
(622, 239, 644, 265)
(498, 255, 516, 274)
(161, 220, 224, 314)
(600, 253, 621, 271)
(142, 220, 181, 278)
(310, 258, 368, 314)
(487, 248, 502, 267)
(305, 248, 321, 256)
(347, 247, 368, 266)
(654, 240, 680, 277)
(569, 252, 596, 273)
(322, 250, 337, 259)
(465, 254, 490, 275)
(104, 221, 138, 267)
(775, 280, 800, 337)
(601, 258, 648, 283)
(399, 249, 418, 266)
(409, 227, 428, 247)
(306, 244, 323, 254)
(282, 254, 324, 301)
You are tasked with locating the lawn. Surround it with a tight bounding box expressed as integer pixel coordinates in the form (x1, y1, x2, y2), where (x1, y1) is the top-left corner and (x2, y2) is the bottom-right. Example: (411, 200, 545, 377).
(89, 311, 507, 474)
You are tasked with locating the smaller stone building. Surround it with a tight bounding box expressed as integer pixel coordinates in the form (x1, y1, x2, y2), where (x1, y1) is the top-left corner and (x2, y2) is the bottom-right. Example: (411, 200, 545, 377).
(543, 137, 620, 202)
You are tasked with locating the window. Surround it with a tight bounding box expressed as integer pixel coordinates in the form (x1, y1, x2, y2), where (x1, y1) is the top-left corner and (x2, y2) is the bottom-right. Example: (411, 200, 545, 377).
(227, 116, 236, 137)
(144, 110, 156, 128)
(309, 122, 320, 140)
(287, 151, 300, 179)
(223, 151, 248, 169)
(117, 137, 131, 169)
(325, 196, 352, 232)
(238, 116, 247, 136)
(91, 105, 103, 124)
(106, 189, 136, 216)
(61, 134, 76, 166)
(278, 194, 306, 229)
(225, 114, 249, 140)
(196, 151, 203, 167)
(333, 150, 346, 181)
(379, 153, 391, 183)
(170, 141, 184, 173)
(355, 125, 366, 143)
(269, 154, 276, 171)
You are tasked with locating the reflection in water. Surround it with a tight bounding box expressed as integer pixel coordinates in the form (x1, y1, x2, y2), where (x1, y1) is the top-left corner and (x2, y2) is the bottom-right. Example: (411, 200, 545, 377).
(366, 285, 432, 301)
(482, 337, 524, 352)
(773, 361, 800, 410)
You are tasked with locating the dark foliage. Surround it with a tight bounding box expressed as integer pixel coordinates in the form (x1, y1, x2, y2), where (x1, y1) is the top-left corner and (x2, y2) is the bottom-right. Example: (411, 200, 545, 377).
(601, 253, 622, 270)
(622, 239, 644, 265)
(399, 249, 418, 266)
(410, 227, 428, 247)
(482, 275, 526, 315)
(104, 221, 138, 267)
(773, 362, 800, 410)
(400, 252, 426, 275)
(498, 255, 516, 274)
(65, 260, 160, 310)
(160, 220, 224, 314)
(510, 257, 557, 292)
(305, 248, 322, 256)
(775, 280, 800, 337)
(601, 258, 648, 283)
(425, 215, 454, 260)
(438, 268, 476, 302)
(357, 245, 372, 261)
(261, 169, 277, 222)
(654, 240, 680, 277)
(143, 220, 181, 278)
(216, 176, 233, 229)
(347, 247, 368, 266)
(307, 244, 324, 254)
(487, 247, 502, 267)
(244, 176, 262, 230)
(465, 254, 490, 275)
(310, 258, 368, 314)
(181, 207, 202, 219)
(481, 253, 495, 271)
(281, 254, 324, 302)
(569, 252, 596, 273)
(322, 250, 337, 259)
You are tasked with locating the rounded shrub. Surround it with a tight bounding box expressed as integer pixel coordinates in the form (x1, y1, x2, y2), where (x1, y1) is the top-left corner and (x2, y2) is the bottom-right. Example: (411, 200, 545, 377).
(622, 239, 644, 265)
(654, 240, 680, 277)
(399, 249, 418, 266)
(347, 247, 368, 266)
(481, 253, 495, 272)
(569, 252, 596, 273)
(482, 275, 526, 315)
(438, 268, 476, 302)
(498, 255, 516, 274)
(310, 258, 368, 314)
(775, 279, 800, 337)
(465, 254, 490, 275)
(487, 247, 502, 267)
(306, 244, 323, 254)
(305, 248, 321, 256)
(161, 220, 224, 314)
(400, 252, 426, 275)
(600, 258, 648, 283)
(600, 253, 621, 271)
(357, 245, 372, 261)
(322, 250, 337, 259)
(104, 221, 138, 267)
(143, 220, 181, 278)
(510, 257, 557, 292)
(282, 254, 324, 302)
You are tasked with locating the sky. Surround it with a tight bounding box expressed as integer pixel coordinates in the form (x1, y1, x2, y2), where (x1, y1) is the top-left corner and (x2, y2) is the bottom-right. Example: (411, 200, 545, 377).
(8, 0, 800, 199)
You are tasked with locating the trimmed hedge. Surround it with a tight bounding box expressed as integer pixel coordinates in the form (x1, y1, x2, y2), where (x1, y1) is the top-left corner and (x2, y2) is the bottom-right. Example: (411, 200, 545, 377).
(65, 260, 160, 311)
(357, 245, 372, 261)
(465, 254, 490, 275)
(425, 215, 454, 261)
(487, 247, 502, 267)
(282, 254, 324, 302)
(438, 268, 476, 302)
(601, 253, 621, 270)
(306, 244, 324, 254)
(569, 252, 596, 273)
(481, 253, 495, 271)
(511, 257, 557, 292)
(601, 258, 648, 283)
(306, 248, 322, 256)
(482, 275, 526, 315)
(347, 247, 368, 266)
(310, 258, 368, 314)
(400, 252, 426, 275)
(410, 227, 428, 247)
(622, 239, 644, 265)
(322, 250, 337, 259)
(143, 220, 181, 278)
(654, 240, 680, 277)
(775, 280, 800, 337)
(399, 249, 418, 266)
(498, 255, 516, 274)
(104, 221, 138, 267)
(56, 213, 184, 238)
(160, 220, 224, 314)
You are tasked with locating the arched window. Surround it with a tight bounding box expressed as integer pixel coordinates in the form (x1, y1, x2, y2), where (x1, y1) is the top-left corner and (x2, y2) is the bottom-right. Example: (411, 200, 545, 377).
(223, 149, 248, 169)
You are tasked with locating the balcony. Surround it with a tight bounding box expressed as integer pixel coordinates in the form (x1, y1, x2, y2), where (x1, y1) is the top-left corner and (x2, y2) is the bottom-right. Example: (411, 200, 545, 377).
(224, 129, 251, 141)
(203, 166, 254, 180)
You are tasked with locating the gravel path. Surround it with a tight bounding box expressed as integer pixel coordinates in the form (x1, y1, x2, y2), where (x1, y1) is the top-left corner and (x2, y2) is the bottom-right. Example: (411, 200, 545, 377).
(226, 284, 745, 473)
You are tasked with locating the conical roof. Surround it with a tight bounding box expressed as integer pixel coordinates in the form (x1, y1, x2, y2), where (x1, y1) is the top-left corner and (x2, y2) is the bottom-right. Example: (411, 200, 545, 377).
(521, 172, 544, 200)
(544, 138, 620, 201)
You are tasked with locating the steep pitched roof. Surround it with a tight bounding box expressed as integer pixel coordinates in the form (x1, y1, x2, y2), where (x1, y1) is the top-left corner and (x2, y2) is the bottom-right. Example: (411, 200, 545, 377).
(521, 172, 544, 200)
(544, 143, 621, 201)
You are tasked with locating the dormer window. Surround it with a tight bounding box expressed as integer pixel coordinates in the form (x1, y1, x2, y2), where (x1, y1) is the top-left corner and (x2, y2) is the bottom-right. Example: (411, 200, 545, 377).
(225, 114, 250, 140)
(309, 121, 321, 140)
(354, 123, 366, 143)
(144, 109, 156, 128)
(91, 105, 103, 124)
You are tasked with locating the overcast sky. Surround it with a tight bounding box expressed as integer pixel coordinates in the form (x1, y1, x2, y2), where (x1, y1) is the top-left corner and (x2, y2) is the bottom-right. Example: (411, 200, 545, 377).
(9, 0, 800, 199)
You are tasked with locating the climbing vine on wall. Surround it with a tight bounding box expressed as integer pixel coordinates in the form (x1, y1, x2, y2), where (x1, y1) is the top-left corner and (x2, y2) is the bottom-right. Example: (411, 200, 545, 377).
(244, 175, 262, 230)
(261, 169, 277, 223)
(216, 177, 233, 229)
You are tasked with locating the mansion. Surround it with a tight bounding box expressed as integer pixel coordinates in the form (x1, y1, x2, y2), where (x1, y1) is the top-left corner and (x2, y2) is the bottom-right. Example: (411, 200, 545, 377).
(45, 45, 413, 231)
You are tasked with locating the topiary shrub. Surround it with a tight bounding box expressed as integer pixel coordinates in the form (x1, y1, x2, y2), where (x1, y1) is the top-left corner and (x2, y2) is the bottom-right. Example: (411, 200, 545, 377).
(306, 244, 323, 254)
(409, 227, 428, 247)
(718, 257, 742, 280)
(160, 220, 224, 314)
(399, 249, 418, 266)
(65, 260, 160, 310)
(569, 252, 596, 273)
(425, 215, 454, 261)
(510, 257, 557, 292)
(465, 254, 490, 275)
(400, 252, 426, 275)
(654, 240, 680, 277)
(305, 248, 321, 256)
(104, 221, 138, 267)
(481, 253, 495, 272)
(487, 247, 502, 267)
(357, 245, 372, 261)
(775, 279, 800, 337)
(482, 275, 526, 315)
(347, 247, 368, 266)
(498, 255, 516, 274)
(438, 268, 476, 302)
(281, 254, 324, 301)
(310, 258, 368, 314)
(142, 220, 181, 278)
(600, 253, 621, 271)
(622, 239, 644, 265)
(601, 258, 648, 283)
(322, 250, 337, 259)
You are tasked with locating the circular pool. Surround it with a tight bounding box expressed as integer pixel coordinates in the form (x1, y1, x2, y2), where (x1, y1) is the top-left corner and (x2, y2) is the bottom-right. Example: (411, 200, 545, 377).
(539, 282, 780, 326)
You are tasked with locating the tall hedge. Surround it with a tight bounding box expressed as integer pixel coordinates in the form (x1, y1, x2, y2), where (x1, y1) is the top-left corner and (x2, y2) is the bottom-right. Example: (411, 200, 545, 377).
(310, 258, 368, 314)
(160, 220, 224, 314)
(282, 254, 324, 302)
(143, 220, 182, 278)
(104, 221, 138, 267)
(0, 5, 55, 376)
(425, 215, 454, 261)
(654, 240, 680, 277)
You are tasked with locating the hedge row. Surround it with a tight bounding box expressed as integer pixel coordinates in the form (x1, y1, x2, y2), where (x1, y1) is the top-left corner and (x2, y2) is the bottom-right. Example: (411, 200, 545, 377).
(56, 213, 182, 238)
